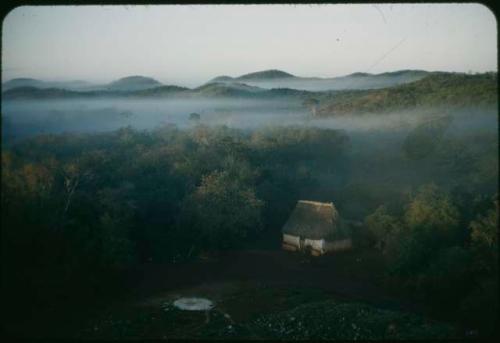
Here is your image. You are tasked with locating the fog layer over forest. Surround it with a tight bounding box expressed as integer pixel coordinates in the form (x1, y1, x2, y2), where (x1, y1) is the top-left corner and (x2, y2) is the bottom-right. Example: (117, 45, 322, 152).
(2, 97, 496, 139)
(2, 98, 305, 140)
(3, 95, 497, 220)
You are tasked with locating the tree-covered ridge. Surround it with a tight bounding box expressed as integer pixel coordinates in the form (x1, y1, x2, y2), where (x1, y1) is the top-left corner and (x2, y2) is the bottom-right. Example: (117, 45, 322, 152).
(209, 69, 295, 82)
(2, 76, 162, 92)
(2, 78, 92, 91)
(316, 72, 498, 116)
(191, 82, 265, 97)
(1, 82, 317, 100)
(107, 75, 162, 91)
(237, 69, 296, 80)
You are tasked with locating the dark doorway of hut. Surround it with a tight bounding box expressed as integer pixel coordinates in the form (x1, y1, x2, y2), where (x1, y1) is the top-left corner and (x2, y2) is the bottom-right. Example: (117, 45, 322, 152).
(300, 244, 315, 265)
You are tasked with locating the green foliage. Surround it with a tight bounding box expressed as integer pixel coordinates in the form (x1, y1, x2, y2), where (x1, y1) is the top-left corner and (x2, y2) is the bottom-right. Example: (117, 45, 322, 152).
(457, 197, 499, 336)
(369, 186, 498, 337)
(469, 197, 498, 275)
(94, 186, 136, 268)
(181, 169, 264, 250)
(364, 205, 401, 251)
(318, 72, 498, 116)
(302, 97, 320, 116)
(404, 183, 460, 234)
(389, 184, 461, 277)
(402, 115, 452, 160)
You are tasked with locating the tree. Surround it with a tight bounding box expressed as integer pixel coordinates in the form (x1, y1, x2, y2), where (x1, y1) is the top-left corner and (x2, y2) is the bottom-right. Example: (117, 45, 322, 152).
(189, 112, 201, 122)
(404, 183, 460, 237)
(459, 196, 499, 338)
(364, 205, 401, 252)
(402, 115, 452, 160)
(180, 170, 264, 251)
(469, 196, 498, 275)
(391, 184, 461, 276)
(303, 98, 320, 116)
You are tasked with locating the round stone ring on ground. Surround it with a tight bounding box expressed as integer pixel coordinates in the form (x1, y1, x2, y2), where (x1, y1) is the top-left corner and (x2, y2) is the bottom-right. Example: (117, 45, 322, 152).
(172, 297, 214, 311)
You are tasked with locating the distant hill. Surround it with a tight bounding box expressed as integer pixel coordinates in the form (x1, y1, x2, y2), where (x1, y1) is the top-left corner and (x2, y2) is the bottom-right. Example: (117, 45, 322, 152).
(106, 76, 163, 91)
(316, 72, 498, 116)
(191, 82, 266, 97)
(1, 86, 96, 100)
(265, 88, 313, 98)
(2, 81, 314, 100)
(237, 69, 295, 80)
(133, 85, 190, 97)
(377, 69, 428, 77)
(3, 78, 92, 91)
(210, 76, 234, 82)
(3, 78, 45, 90)
(207, 69, 430, 92)
(1, 84, 189, 100)
(208, 69, 294, 83)
(3, 75, 164, 93)
(189, 82, 321, 99)
(346, 72, 372, 78)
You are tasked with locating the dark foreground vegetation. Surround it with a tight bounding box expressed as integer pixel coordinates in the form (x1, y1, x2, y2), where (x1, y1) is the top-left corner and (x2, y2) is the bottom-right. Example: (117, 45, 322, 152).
(78, 284, 458, 340)
(2, 114, 497, 338)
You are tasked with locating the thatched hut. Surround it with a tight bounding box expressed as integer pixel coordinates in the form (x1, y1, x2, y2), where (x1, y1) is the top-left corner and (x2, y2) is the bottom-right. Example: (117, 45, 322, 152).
(282, 200, 352, 256)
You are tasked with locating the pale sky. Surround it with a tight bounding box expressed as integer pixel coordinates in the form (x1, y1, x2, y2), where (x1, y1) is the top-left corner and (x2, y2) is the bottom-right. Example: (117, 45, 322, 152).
(2, 4, 497, 87)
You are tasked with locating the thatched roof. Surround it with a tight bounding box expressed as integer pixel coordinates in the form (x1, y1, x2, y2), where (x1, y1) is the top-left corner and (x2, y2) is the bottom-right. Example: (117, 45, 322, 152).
(282, 200, 340, 240)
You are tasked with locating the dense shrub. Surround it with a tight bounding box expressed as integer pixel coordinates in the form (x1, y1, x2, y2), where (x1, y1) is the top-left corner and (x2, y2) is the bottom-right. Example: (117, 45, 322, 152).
(363, 185, 498, 337)
(363, 205, 401, 251)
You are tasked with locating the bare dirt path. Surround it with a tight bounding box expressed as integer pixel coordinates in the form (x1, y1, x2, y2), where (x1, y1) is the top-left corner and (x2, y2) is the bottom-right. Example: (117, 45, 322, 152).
(126, 249, 421, 315)
(5, 248, 428, 339)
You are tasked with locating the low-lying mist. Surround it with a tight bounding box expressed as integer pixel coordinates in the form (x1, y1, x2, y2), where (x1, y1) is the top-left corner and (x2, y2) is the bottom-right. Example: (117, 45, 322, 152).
(2, 98, 304, 141)
(2, 97, 497, 145)
(4, 98, 496, 218)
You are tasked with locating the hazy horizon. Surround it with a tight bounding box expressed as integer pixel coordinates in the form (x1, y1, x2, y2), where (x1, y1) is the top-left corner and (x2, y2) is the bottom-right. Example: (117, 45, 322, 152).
(2, 4, 497, 87)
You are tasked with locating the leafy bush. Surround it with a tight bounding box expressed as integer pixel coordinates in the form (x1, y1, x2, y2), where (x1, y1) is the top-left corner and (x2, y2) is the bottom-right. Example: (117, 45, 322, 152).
(364, 205, 401, 251)
(180, 169, 264, 251)
(373, 187, 498, 338)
